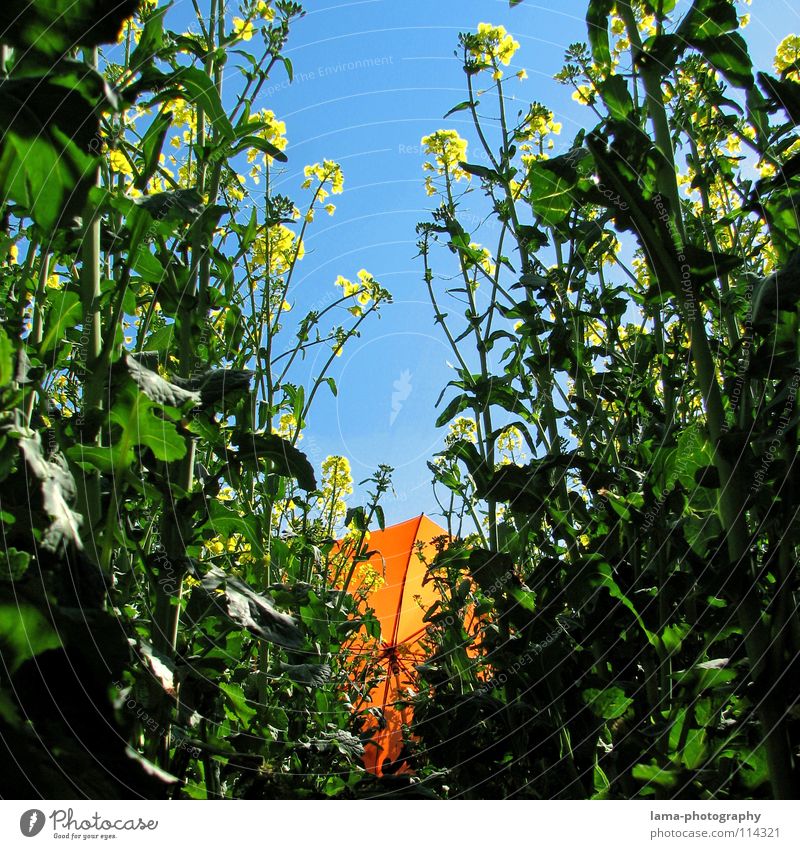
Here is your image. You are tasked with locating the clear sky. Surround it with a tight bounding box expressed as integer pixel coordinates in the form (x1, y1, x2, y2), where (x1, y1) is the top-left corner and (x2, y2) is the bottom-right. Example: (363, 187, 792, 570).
(168, 1, 800, 525)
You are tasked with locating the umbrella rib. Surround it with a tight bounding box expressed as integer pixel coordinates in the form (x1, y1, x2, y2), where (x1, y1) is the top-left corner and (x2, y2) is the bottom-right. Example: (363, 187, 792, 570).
(389, 514, 424, 647)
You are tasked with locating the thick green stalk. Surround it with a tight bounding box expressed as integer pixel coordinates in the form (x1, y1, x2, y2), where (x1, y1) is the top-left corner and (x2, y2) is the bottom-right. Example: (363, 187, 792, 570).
(76, 47, 104, 568)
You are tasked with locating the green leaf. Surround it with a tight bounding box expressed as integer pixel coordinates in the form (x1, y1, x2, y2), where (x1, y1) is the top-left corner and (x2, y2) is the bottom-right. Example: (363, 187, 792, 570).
(2, 548, 32, 581)
(682, 244, 743, 285)
(680, 0, 739, 41)
(759, 73, 800, 125)
(109, 382, 187, 464)
(599, 74, 634, 122)
(194, 565, 303, 649)
(582, 686, 633, 720)
(219, 682, 256, 729)
(344, 506, 367, 531)
(674, 659, 737, 694)
(646, 0, 677, 20)
(142, 324, 175, 354)
(679, 727, 707, 770)
(592, 562, 659, 647)
(694, 32, 753, 88)
(528, 160, 576, 227)
(236, 433, 316, 491)
(586, 0, 614, 72)
(125, 355, 199, 409)
(677, 1, 753, 87)
(0, 329, 14, 386)
(435, 393, 470, 427)
(0, 603, 61, 672)
(459, 161, 501, 182)
(0, 74, 99, 230)
(279, 662, 332, 687)
(736, 745, 769, 790)
(40, 291, 82, 354)
(133, 188, 206, 223)
(203, 501, 261, 554)
(661, 623, 689, 654)
(170, 67, 235, 141)
(128, 3, 169, 72)
(232, 135, 288, 163)
(135, 106, 173, 190)
(440, 439, 491, 491)
(15, 428, 83, 550)
(131, 246, 166, 282)
(66, 444, 119, 474)
(443, 100, 475, 119)
(632, 761, 679, 789)
(468, 549, 515, 594)
(2, 0, 138, 57)
(510, 587, 537, 613)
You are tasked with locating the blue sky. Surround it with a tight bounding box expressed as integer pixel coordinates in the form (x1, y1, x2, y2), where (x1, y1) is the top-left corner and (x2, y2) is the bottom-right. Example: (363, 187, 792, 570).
(159, 1, 800, 526)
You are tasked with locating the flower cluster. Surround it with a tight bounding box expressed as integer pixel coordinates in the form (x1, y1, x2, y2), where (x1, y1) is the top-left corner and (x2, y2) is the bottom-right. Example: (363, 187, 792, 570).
(465, 23, 520, 78)
(302, 160, 344, 195)
(496, 426, 526, 466)
(247, 109, 289, 183)
(204, 532, 257, 565)
(775, 34, 800, 82)
(251, 224, 304, 276)
(421, 129, 470, 195)
(274, 411, 301, 441)
(320, 455, 353, 530)
(446, 416, 478, 445)
(518, 102, 562, 162)
(232, 2, 275, 41)
(335, 268, 389, 316)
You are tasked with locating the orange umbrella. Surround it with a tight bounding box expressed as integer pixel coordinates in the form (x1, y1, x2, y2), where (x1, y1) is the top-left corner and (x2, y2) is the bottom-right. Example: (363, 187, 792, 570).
(345, 515, 447, 776)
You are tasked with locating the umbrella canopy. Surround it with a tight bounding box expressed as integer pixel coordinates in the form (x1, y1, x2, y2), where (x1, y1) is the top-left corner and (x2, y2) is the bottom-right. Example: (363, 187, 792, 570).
(347, 515, 447, 776)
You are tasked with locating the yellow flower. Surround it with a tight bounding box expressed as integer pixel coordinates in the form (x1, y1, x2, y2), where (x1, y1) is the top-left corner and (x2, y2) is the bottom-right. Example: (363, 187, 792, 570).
(109, 148, 132, 175)
(446, 416, 477, 445)
(46, 273, 62, 289)
(470, 23, 520, 67)
(496, 426, 526, 465)
(758, 160, 776, 178)
(725, 133, 742, 154)
(640, 14, 657, 37)
(274, 412, 300, 440)
(775, 34, 800, 82)
(420, 129, 469, 183)
(256, 1, 274, 21)
(251, 224, 304, 276)
(233, 17, 254, 41)
(8, 244, 19, 264)
(205, 537, 225, 556)
(516, 68, 527, 80)
(572, 84, 593, 105)
(336, 275, 359, 297)
(320, 455, 353, 527)
(247, 109, 288, 161)
(303, 160, 344, 194)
